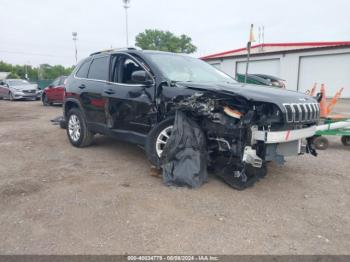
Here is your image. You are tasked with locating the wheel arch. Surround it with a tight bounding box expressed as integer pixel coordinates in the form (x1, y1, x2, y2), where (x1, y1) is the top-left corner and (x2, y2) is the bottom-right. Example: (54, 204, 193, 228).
(63, 98, 84, 118)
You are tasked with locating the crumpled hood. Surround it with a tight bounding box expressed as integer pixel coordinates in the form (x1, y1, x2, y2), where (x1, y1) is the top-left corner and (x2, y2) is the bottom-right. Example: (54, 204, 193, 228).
(11, 84, 38, 90)
(177, 81, 317, 106)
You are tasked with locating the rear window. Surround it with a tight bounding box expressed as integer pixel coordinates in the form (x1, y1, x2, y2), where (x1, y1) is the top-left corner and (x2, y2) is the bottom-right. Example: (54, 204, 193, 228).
(59, 76, 67, 85)
(76, 60, 91, 78)
(88, 56, 109, 81)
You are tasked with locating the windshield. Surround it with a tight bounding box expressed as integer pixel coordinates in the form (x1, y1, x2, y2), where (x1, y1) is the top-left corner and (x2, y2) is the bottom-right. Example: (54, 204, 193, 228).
(8, 79, 30, 86)
(147, 53, 236, 83)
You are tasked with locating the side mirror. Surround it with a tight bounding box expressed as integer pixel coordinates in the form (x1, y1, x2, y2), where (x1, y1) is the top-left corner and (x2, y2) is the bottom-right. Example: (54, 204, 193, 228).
(48, 84, 54, 88)
(0, 81, 5, 86)
(131, 70, 153, 85)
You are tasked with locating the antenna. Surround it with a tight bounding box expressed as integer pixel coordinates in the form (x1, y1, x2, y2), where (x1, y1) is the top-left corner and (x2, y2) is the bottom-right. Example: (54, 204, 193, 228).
(262, 26, 265, 49)
(258, 26, 262, 52)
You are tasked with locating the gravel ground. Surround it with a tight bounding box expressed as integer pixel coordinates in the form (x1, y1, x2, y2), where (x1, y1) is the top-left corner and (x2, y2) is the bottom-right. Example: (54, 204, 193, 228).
(0, 100, 349, 255)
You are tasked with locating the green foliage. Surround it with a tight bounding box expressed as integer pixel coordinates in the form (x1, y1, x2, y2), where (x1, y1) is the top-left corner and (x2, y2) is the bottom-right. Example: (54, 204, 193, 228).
(7, 72, 20, 79)
(0, 61, 74, 81)
(135, 29, 197, 54)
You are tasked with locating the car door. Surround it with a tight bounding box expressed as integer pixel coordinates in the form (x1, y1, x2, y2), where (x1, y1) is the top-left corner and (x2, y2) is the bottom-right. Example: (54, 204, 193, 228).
(56, 76, 66, 102)
(0, 81, 7, 98)
(80, 55, 110, 126)
(0, 81, 10, 98)
(47, 77, 60, 101)
(103, 53, 156, 134)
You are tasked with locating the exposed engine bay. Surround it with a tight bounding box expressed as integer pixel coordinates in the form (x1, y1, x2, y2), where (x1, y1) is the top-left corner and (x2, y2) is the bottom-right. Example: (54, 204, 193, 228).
(162, 92, 318, 190)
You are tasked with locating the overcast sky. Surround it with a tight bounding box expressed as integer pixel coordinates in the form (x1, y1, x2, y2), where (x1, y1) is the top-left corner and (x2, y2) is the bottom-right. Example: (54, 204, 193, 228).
(0, 0, 349, 66)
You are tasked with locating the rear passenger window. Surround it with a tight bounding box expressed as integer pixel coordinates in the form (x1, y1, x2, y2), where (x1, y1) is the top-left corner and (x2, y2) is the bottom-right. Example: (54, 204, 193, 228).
(76, 60, 91, 78)
(51, 77, 60, 86)
(59, 77, 67, 85)
(88, 56, 109, 81)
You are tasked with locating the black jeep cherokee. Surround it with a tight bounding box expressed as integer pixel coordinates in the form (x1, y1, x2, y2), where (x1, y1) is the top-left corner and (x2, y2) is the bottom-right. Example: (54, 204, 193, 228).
(63, 48, 319, 188)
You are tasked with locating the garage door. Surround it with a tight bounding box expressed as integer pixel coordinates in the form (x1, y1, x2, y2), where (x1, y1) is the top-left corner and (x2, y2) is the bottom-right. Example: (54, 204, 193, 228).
(236, 59, 280, 76)
(298, 53, 350, 98)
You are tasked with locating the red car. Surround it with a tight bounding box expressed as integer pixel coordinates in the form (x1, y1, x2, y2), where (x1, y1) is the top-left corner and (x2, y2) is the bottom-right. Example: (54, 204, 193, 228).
(42, 76, 67, 106)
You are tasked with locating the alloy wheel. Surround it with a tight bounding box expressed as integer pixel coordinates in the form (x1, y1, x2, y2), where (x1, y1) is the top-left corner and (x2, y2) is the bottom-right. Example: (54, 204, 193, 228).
(68, 114, 81, 142)
(155, 126, 173, 157)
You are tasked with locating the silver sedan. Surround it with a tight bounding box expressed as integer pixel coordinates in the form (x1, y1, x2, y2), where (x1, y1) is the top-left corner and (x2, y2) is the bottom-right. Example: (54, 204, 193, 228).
(0, 79, 41, 101)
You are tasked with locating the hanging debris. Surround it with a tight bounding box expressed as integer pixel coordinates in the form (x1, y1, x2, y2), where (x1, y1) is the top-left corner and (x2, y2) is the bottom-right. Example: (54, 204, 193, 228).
(161, 110, 208, 188)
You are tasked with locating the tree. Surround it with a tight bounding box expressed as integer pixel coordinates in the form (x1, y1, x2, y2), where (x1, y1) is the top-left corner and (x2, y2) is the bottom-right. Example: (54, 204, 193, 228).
(0, 61, 74, 81)
(135, 29, 197, 54)
(7, 72, 20, 79)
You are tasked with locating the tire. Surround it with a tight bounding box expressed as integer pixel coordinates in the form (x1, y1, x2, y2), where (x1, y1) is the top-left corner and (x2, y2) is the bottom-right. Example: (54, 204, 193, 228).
(312, 136, 329, 150)
(66, 108, 94, 147)
(145, 117, 174, 168)
(42, 94, 51, 106)
(341, 136, 350, 146)
(9, 92, 14, 101)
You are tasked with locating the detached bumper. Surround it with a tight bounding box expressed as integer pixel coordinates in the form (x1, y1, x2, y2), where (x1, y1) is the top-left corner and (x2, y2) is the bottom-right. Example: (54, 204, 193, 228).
(252, 126, 316, 144)
(247, 126, 317, 166)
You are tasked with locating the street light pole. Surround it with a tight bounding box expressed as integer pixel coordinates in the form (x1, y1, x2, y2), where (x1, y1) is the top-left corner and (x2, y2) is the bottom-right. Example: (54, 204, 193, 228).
(122, 0, 130, 47)
(72, 32, 78, 64)
(25, 64, 28, 80)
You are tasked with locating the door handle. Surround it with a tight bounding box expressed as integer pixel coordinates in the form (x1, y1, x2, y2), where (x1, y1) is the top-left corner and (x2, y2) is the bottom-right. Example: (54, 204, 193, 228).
(78, 84, 86, 89)
(104, 89, 115, 95)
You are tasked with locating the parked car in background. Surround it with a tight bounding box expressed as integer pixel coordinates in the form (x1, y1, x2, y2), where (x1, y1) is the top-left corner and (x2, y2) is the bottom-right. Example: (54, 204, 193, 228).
(0, 81, 8, 98)
(0, 79, 41, 100)
(41, 76, 67, 106)
(236, 73, 286, 88)
(36, 89, 43, 100)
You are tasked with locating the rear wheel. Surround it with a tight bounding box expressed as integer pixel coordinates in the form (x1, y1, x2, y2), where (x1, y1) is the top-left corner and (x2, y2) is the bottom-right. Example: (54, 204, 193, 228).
(312, 136, 329, 150)
(145, 118, 174, 168)
(341, 136, 350, 146)
(66, 108, 94, 147)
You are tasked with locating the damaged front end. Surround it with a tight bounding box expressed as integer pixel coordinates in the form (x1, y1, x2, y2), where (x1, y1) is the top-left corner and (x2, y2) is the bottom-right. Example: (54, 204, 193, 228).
(163, 91, 318, 190)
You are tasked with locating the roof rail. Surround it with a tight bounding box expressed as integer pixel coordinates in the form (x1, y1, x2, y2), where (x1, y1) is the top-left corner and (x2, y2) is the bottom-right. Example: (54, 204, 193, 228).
(89, 47, 140, 56)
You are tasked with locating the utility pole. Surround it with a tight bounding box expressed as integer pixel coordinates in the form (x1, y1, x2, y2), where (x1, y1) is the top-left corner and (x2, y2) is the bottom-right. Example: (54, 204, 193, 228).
(72, 32, 78, 64)
(122, 0, 130, 46)
(244, 24, 255, 84)
(25, 64, 28, 80)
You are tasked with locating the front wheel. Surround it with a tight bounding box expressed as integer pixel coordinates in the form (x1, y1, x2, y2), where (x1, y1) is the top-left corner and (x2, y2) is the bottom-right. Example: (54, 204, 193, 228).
(341, 136, 350, 146)
(9, 92, 14, 101)
(145, 118, 174, 168)
(42, 94, 51, 106)
(312, 135, 329, 150)
(66, 108, 94, 147)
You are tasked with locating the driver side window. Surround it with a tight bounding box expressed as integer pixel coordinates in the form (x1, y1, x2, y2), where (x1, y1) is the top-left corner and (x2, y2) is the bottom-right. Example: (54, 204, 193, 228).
(111, 54, 150, 85)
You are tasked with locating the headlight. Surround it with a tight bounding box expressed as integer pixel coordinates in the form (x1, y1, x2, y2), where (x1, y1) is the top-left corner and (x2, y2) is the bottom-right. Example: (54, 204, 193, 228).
(256, 103, 283, 125)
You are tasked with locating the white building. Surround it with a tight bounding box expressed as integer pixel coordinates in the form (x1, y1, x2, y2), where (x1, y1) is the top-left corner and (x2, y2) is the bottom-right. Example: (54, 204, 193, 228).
(201, 42, 350, 98)
(0, 72, 11, 80)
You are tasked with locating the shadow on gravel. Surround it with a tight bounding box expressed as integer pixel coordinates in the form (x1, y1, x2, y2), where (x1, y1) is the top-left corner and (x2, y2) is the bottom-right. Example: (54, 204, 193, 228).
(0, 180, 41, 199)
